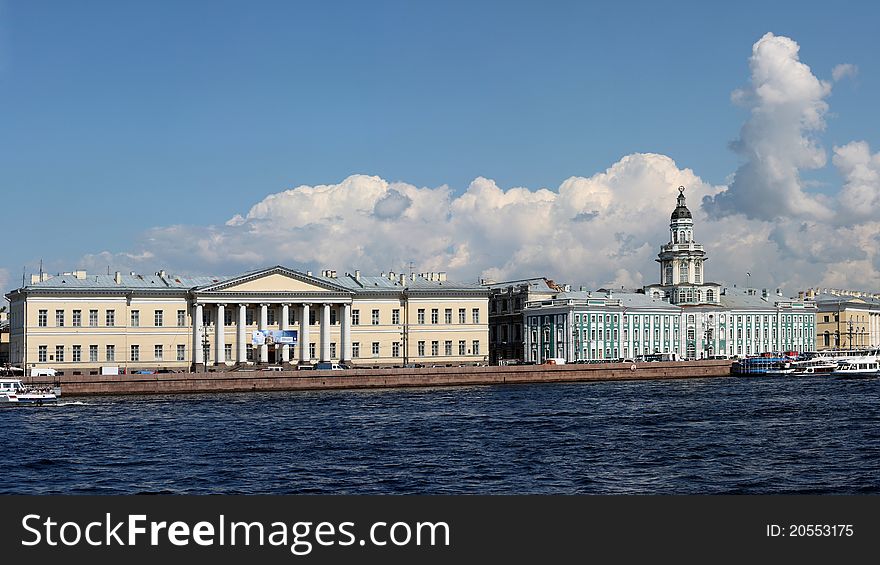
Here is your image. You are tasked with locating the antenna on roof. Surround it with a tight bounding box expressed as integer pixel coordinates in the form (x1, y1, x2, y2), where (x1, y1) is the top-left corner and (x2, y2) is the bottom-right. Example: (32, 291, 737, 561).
(39, 259, 43, 281)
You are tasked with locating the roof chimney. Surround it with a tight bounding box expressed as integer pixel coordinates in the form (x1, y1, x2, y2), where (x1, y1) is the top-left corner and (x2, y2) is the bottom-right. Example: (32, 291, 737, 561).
(399, 274, 406, 286)
(114, 272, 122, 284)
(354, 270, 360, 281)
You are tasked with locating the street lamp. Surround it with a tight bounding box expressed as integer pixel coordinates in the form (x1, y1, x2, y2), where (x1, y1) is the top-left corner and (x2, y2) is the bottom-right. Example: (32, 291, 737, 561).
(847, 319, 854, 349)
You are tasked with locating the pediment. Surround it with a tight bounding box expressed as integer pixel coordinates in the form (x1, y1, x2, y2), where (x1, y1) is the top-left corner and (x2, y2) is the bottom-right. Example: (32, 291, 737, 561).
(194, 266, 350, 294)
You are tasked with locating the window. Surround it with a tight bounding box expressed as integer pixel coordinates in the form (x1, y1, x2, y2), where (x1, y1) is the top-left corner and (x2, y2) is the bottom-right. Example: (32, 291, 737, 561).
(392, 342, 400, 357)
(392, 309, 400, 325)
(89, 310, 98, 327)
(459, 340, 466, 355)
(155, 345, 164, 361)
(55, 345, 64, 362)
(330, 343, 337, 359)
(73, 310, 82, 327)
(372, 342, 380, 357)
(246, 309, 255, 326)
(418, 341, 425, 356)
(458, 309, 466, 324)
(352, 309, 360, 325)
(418, 309, 425, 324)
(330, 309, 337, 325)
(431, 341, 439, 356)
(431, 309, 439, 324)
(445, 309, 452, 324)
(224, 344, 231, 361)
(472, 308, 480, 324)
(38, 345, 47, 363)
(131, 310, 140, 327)
(224, 309, 232, 326)
(472, 340, 480, 356)
(106, 345, 115, 362)
(106, 310, 115, 327)
(38, 310, 47, 327)
(372, 309, 380, 325)
(89, 345, 98, 363)
(178, 310, 186, 327)
(695, 262, 702, 284)
(679, 262, 688, 282)
(352, 342, 360, 358)
(130, 345, 139, 362)
(445, 340, 452, 355)
(289, 308, 297, 326)
(177, 344, 186, 361)
(55, 310, 65, 327)
(707, 290, 714, 302)
(268, 308, 276, 326)
(309, 343, 315, 359)
(72, 345, 81, 363)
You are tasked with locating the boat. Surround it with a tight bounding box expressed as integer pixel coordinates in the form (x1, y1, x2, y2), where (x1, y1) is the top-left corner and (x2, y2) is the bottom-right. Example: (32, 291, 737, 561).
(731, 354, 792, 375)
(0, 378, 60, 405)
(832, 356, 880, 378)
(762, 358, 838, 376)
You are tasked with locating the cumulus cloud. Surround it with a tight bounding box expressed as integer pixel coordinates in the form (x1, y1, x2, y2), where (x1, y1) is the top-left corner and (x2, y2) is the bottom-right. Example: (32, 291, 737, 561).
(704, 32, 833, 221)
(57, 32, 880, 295)
(832, 63, 858, 82)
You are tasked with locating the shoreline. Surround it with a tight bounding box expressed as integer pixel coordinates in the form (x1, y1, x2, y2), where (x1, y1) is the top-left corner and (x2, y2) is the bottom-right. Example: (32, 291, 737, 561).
(23, 360, 734, 396)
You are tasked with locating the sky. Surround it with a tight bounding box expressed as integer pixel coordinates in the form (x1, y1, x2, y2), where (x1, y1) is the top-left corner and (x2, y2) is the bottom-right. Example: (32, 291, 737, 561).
(2, 0, 880, 295)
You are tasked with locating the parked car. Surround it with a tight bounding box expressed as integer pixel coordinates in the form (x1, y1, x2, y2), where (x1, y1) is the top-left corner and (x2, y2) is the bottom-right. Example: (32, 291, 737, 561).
(260, 366, 284, 372)
(315, 362, 345, 370)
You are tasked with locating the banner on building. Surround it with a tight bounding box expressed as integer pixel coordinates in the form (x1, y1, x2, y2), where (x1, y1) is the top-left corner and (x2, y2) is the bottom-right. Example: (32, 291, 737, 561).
(251, 329, 298, 345)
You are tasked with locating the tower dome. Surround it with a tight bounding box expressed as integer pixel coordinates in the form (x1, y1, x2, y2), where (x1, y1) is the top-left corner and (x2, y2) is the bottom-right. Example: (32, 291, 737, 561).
(671, 186, 692, 220)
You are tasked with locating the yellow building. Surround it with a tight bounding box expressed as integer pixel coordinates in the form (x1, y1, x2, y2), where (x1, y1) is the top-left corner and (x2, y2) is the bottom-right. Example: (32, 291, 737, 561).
(805, 290, 880, 350)
(5, 266, 489, 375)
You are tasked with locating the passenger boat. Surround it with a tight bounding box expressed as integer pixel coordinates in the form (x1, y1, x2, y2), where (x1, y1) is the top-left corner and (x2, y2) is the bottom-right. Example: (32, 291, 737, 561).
(763, 358, 837, 377)
(832, 356, 880, 378)
(0, 378, 60, 405)
(731, 355, 792, 375)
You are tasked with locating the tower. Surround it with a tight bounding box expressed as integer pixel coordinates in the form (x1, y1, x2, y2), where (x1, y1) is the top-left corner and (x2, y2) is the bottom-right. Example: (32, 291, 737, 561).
(645, 186, 720, 305)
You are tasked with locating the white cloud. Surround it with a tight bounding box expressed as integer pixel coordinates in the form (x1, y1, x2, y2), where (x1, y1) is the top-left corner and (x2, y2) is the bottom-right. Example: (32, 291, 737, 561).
(832, 63, 858, 82)
(834, 141, 880, 220)
(704, 32, 833, 221)
(60, 32, 880, 296)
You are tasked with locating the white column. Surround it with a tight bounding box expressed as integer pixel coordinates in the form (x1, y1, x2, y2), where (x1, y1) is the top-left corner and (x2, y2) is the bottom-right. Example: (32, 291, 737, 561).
(193, 303, 204, 366)
(215, 304, 225, 364)
(320, 303, 331, 362)
(281, 304, 290, 363)
(300, 303, 310, 363)
(259, 303, 268, 363)
(238, 304, 247, 363)
(341, 303, 352, 362)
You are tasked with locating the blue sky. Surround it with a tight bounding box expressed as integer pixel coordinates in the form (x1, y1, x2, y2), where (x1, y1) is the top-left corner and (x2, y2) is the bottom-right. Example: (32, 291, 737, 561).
(2, 1, 879, 292)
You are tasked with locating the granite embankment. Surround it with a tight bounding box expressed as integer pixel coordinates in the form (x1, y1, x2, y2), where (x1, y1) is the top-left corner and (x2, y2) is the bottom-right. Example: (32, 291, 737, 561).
(23, 360, 734, 396)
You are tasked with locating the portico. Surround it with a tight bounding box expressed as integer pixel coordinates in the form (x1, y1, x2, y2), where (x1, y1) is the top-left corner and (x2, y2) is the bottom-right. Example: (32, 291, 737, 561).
(189, 267, 354, 369)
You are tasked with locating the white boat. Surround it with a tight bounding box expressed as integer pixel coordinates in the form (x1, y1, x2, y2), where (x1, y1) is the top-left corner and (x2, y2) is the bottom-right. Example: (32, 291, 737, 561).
(832, 357, 880, 377)
(765, 359, 838, 376)
(0, 378, 60, 405)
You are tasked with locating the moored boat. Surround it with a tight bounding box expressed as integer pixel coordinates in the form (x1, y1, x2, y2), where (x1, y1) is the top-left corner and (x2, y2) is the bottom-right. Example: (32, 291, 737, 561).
(832, 357, 880, 378)
(0, 378, 60, 405)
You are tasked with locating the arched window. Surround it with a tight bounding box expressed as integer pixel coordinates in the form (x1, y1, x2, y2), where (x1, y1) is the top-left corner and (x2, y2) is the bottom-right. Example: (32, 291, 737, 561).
(652, 291, 660, 299)
(694, 261, 702, 284)
(679, 291, 686, 303)
(679, 262, 688, 282)
(673, 231, 678, 243)
(706, 290, 714, 302)
(687, 289, 693, 302)
(679, 231, 684, 243)
(665, 264, 673, 285)
(688, 314, 695, 324)
(696, 290, 702, 302)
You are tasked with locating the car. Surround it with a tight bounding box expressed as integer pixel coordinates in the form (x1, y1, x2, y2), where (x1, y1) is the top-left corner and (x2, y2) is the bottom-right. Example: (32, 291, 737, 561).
(260, 366, 284, 372)
(315, 362, 345, 370)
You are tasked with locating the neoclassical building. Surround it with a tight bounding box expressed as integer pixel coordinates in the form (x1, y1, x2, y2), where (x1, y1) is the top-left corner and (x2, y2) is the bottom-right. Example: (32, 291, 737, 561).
(522, 187, 816, 362)
(5, 266, 489, 374)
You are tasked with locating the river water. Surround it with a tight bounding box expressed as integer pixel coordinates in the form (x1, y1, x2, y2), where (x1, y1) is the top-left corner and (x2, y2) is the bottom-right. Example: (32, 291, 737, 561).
(2, 375, 878, 494)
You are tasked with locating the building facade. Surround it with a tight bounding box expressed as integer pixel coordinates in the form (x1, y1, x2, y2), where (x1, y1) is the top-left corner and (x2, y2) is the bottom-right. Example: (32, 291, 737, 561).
(5, 266, 488, 374)
(484, 278, 561, 364)
(802, 290, 880, 349)
(523, 186, 816, 363)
